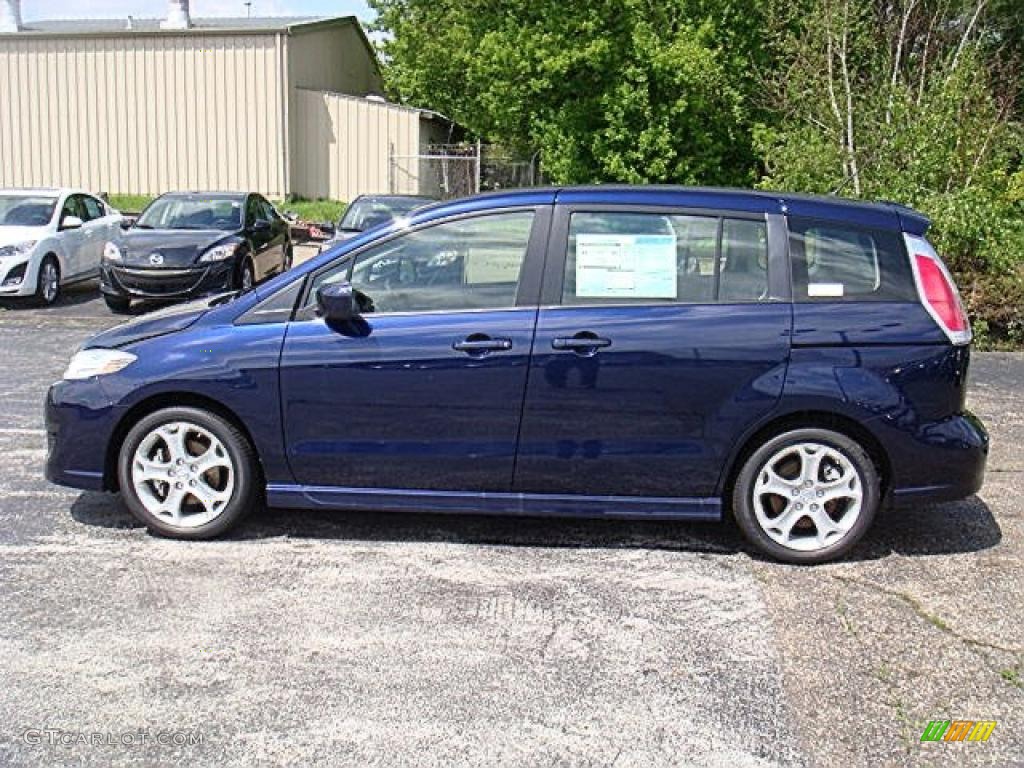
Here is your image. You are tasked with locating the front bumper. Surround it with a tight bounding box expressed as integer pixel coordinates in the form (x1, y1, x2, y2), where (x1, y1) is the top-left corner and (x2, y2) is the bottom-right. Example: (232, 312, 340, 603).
(0, 257, 37, 297)
(45, 378, 122, 492)
(889, 410, 989, 507)
(101, 261, 233, 300)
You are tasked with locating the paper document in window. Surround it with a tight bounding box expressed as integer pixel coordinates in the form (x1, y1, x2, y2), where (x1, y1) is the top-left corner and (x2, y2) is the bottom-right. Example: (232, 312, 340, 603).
(575, 234, 677, 298)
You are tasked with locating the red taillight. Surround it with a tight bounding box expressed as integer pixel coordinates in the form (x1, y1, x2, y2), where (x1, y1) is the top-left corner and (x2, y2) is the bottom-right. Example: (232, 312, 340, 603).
(915, 253, 968, 333)
(904, 234, 971, 345)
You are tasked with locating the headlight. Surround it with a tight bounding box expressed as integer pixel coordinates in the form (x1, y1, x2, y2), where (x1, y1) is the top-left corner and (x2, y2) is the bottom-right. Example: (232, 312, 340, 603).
(63, 349, 137, 380)
(103, 242, 122, 262)
(0, 241, 37, 259)
(198, 244, 239, 263)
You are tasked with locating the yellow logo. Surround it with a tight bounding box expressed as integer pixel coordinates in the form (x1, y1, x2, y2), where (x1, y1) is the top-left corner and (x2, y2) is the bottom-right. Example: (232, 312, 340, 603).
(920, 720, 997, 742)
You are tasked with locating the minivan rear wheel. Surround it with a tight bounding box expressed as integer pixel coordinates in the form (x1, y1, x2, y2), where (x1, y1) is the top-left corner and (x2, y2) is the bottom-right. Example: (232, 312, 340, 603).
(117, 407, 260, 539)
(732, 428, 880, 564)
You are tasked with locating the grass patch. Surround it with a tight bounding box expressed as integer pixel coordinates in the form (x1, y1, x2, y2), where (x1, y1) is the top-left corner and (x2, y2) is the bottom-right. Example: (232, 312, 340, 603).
(105, 194, 348, 224)
(107, 194, 154, 214)
(276, 198, 347, 223)
(1001, 668, 1022, 689)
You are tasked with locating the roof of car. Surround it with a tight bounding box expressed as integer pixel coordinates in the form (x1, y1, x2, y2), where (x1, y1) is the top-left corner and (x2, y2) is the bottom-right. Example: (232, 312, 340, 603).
(419, 186, 929, 234)
(352, 195, 437, 203)
(158, 191, 248, 200)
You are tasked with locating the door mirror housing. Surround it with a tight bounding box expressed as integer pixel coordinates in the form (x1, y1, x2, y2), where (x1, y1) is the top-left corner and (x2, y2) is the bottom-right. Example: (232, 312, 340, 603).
(60, 215, 84, 231)
(316, 282, 359, 322)
(119, 218, 133, 230)
(252, 218, 271, 232)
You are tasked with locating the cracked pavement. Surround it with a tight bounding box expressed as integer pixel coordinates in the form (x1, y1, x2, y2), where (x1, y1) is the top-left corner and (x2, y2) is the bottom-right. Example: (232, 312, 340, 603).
(0, 284, 1021, 767)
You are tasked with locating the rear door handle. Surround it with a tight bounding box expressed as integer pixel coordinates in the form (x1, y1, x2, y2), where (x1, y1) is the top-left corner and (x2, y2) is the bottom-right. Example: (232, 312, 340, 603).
(453, 334, 513, 355)
(552, 333, 612, 352)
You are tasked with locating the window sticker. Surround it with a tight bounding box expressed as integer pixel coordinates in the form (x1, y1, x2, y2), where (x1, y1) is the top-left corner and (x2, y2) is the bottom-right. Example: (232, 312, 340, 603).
(807, 282, 845, 298)
(575, 234, 677, 299)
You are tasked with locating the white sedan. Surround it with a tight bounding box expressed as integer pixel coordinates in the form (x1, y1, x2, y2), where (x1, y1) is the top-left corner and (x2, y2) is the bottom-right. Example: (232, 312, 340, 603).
(0, 188, 122, 305)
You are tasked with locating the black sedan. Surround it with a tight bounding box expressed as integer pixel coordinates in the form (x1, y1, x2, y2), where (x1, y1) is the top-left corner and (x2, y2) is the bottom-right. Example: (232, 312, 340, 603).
(100, 191, 292, 312)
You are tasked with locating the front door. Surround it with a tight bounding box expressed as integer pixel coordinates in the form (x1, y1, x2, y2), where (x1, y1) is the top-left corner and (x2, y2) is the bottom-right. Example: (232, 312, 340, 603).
(245, 195, 275, 278)
(513, 206, 792, 500)
(280, 207, 549, 491)
(56, 195, 89, 278)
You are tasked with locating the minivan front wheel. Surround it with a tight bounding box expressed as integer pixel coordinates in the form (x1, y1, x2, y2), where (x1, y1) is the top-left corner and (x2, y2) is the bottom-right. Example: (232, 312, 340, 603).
(732, 428, 880, 564)
(117, 407, 259, 539)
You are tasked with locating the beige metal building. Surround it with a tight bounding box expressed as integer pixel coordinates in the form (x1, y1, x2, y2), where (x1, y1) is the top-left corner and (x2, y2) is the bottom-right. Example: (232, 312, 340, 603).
(0, 2, 453, 200)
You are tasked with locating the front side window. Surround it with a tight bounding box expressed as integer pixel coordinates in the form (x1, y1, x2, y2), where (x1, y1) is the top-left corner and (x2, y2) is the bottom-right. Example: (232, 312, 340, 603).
(562, 212, 768, 304)
(259, 198, 279, 222)
(81, 196, 104, 221)
(308, 211, 535, 315)
(789, 218, 917, 301)
(60, 195, 87, 224)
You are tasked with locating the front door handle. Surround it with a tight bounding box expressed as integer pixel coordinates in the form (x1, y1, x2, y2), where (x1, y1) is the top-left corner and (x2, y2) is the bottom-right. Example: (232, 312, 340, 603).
(552, 332, 612, 353)
(453, 334, 513, 356)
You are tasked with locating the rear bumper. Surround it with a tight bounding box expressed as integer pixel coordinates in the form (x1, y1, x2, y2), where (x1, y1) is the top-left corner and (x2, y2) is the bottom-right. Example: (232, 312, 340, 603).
(888, 410, 988, 507)
(101, 262, 233, 300)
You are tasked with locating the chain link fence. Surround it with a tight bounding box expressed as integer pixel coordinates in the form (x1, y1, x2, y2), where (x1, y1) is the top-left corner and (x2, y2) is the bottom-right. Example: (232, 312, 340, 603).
(389, 143, 542, 199)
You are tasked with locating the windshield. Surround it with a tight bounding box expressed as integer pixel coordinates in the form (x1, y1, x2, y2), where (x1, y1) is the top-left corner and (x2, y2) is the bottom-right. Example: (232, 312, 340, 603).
(135, 197, 242, 231)
(0, 196, 57, 227)
(339, 198, 430, 231)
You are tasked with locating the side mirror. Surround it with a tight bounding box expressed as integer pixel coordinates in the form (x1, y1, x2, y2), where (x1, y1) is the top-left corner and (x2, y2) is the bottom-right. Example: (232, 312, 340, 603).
(253, 218, 271, 232)
(316, 282, 359, 323)
(60, 215, 84, 231)
(119, 218, 133, 230)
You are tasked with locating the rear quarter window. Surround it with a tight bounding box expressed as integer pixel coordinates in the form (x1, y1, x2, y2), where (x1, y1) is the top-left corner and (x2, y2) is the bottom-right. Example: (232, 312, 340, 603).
(789, 217, 917, 302)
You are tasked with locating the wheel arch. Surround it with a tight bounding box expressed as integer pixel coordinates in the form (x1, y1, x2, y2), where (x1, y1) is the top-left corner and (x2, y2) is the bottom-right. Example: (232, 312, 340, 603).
(720, 409, 892, 508)
(39, 250, 62, 279)
(103, 392, 263, 492)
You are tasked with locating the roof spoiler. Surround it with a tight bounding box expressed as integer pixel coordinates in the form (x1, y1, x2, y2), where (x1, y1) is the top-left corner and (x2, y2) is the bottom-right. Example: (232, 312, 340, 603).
(880, 200, 931, 236)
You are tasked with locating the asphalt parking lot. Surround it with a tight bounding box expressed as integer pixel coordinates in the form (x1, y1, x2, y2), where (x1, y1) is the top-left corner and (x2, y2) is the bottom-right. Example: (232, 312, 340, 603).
(0, 282, 1021, 767)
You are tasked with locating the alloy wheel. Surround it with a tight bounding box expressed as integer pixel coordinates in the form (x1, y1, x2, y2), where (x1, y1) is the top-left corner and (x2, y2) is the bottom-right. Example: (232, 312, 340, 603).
(131, 421, 235, 528)
(751, 442, 864, 552)
(41, 261, 59, 303)
(241, 262, 254, 291)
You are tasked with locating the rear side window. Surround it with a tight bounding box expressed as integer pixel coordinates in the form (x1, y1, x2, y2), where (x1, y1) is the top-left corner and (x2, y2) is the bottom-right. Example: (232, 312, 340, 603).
(562, 212, 768, 304)
(789, 218, 916, 301)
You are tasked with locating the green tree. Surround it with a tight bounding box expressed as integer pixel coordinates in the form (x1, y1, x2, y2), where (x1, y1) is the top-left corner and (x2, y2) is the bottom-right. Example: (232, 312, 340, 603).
(370, 0, 768, 185)
(755, 0, 1024, 345)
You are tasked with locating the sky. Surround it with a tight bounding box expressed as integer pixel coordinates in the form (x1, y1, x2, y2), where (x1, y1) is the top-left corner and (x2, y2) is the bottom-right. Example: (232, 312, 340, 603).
(22, 0, 374, 22)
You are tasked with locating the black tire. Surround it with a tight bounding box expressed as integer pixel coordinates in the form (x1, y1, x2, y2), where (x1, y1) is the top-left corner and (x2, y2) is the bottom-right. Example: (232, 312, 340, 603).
(117, 406, 261, 540)
(34, 255, 61, 306)
(103, 295, 132, 313)
(236, 257, 255, 291)
(731, 428, 880, 564)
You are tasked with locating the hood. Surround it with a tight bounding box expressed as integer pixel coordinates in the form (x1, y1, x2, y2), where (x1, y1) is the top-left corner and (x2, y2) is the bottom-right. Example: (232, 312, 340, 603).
(83, 293, 233, 349)
(117, 229, 236, 267)
(0, 225, 46, 247)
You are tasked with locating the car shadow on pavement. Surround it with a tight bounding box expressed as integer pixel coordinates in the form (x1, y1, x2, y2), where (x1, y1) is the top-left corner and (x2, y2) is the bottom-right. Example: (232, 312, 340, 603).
(69, 491, 1002, 562)
(0, 281, 100, 311)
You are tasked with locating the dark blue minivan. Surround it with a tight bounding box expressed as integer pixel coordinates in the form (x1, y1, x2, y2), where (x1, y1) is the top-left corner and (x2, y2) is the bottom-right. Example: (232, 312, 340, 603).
(45, 187, 988, 563)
